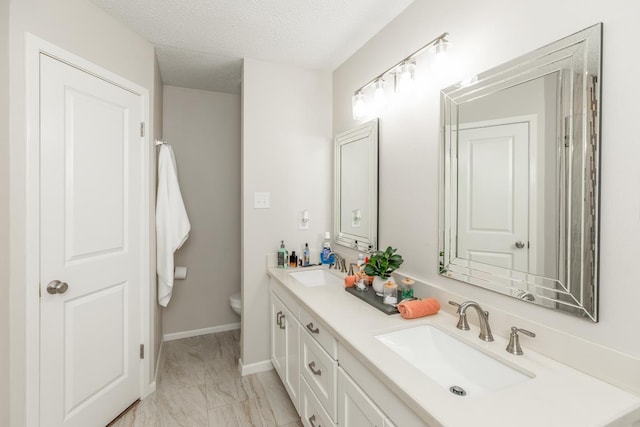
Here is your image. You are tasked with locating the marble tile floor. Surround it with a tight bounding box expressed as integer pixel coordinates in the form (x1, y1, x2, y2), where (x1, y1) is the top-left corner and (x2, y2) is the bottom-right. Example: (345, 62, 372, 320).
(110, 330, 303, 427)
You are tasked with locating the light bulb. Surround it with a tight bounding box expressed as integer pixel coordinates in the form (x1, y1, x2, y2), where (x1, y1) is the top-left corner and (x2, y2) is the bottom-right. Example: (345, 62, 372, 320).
(352, 91, 367, 120)
(396, 60, 415, 93)
(373, 79, 386, 112)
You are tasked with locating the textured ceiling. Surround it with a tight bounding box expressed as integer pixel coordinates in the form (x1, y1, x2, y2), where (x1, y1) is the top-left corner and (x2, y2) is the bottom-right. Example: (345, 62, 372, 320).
(89, 0, 415, 94)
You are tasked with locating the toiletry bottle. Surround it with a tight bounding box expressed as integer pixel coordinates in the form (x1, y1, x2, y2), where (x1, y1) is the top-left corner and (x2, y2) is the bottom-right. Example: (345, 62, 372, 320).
(289, 251, 298, 268)
(277, 240, 288, 268)
(303, 243, 310, 266)
(320, 232, 335, 265)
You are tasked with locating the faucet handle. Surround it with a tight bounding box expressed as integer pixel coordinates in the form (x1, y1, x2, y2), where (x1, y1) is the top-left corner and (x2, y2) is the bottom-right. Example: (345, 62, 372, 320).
(449, 301, 470, 330)
(506, 326, 536, 355)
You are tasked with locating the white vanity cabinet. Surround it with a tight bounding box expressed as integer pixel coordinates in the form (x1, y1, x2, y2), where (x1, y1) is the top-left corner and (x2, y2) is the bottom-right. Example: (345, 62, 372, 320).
(270, 289, 300, 412)
(271, 277, 398, 427)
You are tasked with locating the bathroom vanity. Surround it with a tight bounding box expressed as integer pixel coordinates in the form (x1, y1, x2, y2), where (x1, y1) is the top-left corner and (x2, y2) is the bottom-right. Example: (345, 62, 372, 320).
(267, 266, 640, 427)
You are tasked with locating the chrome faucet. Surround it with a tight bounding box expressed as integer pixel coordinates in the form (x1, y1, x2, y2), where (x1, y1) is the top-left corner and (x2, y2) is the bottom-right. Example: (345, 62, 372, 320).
(449, 300, 494, 342)
(329, 252, 347, 273)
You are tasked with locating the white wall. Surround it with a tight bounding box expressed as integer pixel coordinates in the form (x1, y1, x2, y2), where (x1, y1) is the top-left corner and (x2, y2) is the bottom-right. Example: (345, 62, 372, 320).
(8, 0, 159, 424)
(242, 58, 332, 368)
(0, 1, 10, 425)
(333, 0, 640, 360)
(162, 85, 241, 335)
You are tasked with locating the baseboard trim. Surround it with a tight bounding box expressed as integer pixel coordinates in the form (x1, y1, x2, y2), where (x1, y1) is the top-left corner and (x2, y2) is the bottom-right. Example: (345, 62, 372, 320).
(163, 323, 241, 342)
(239, 358, 273, 376)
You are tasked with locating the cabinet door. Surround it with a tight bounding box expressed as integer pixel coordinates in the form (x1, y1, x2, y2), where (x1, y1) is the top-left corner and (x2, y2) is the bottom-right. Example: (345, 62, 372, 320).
(271, 294, 285, 377)
(282, 303, 300, 412)
(338, 368, 386, 427)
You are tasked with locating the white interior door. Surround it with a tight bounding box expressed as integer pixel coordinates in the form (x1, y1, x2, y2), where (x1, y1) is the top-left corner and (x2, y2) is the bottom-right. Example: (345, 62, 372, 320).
(457, 121, 530, 272)
(39, 53, 143, 427)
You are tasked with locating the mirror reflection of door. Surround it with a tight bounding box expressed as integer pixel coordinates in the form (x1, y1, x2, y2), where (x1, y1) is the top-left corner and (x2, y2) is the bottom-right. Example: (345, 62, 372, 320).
(457, 118, 533, 274)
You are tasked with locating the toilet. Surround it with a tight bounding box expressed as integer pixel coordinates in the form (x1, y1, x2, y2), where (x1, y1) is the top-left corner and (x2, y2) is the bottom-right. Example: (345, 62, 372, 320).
(229, 292, 241, 316)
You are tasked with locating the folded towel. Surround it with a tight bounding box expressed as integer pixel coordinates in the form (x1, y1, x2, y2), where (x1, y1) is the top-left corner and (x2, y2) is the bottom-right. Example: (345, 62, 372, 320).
(397, 298, 441, 319)
(344, 275, 358, 288)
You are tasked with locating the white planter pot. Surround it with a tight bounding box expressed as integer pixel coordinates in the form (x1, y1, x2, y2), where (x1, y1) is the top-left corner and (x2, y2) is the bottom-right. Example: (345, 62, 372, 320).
(372, 276, 394, 296)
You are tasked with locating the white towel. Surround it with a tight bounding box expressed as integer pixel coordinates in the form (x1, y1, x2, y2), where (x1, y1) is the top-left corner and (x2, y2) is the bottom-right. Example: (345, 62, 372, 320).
(156, 145, 190, 307)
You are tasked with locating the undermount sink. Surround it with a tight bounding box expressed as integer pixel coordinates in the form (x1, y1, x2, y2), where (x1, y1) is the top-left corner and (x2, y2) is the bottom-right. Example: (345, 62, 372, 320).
(375, 324, 532, 397)
(289, 269, 343, 287)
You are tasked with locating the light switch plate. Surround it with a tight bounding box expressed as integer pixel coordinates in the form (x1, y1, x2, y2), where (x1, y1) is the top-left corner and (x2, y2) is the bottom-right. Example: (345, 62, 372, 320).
(254, 192, 270, 209)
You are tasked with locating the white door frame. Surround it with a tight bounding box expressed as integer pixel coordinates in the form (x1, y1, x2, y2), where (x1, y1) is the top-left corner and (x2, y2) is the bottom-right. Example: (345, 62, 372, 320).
(24, 33, 151, 426)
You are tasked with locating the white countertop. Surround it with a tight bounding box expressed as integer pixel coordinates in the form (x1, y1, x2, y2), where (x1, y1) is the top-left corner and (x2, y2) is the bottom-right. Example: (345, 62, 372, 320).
(268, 266, 640, 427)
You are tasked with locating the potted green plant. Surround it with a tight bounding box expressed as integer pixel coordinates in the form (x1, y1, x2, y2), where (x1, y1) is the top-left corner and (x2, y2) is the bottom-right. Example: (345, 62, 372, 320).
(364, 246, 404, 295)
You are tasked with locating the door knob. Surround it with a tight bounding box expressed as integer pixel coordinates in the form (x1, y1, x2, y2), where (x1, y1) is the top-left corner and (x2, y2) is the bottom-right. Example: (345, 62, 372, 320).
(46, 280, 69, 294)
(515, 241, 526, 249)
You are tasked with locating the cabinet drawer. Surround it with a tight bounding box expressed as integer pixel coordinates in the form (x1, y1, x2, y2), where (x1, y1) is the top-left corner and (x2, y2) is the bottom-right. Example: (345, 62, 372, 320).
(301, 329, 337, 421)
(338, 367, 388, 427)
(301, 377, 336, 427)
(299, 306, 338, 359)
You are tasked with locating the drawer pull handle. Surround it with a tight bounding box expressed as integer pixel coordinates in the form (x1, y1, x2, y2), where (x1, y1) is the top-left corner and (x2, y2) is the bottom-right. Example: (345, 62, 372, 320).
(276, 311, 283, 327)
(308, 361, 322, 376)
(306, 322, 320, 334)
(279, 314, 286, 330)
(308, 414, 320, 427)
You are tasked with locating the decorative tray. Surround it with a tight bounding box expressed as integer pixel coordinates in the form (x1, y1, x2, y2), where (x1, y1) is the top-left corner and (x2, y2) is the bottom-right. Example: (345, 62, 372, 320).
(345, 286, 399, 315)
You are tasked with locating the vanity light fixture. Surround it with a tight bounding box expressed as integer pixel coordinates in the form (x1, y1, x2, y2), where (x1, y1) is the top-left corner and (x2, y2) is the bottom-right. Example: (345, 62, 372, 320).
(351, 32, 450, 120)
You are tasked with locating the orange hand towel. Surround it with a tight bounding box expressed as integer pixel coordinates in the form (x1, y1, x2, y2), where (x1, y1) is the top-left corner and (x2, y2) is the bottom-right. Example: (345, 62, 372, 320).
(397, 298, 441, 319)
(344, 275, 358, 288)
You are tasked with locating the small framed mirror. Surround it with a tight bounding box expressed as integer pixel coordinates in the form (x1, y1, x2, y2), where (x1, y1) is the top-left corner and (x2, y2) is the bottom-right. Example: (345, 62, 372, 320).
(440, 24, 602, 321)
(334, 119, 378, 251)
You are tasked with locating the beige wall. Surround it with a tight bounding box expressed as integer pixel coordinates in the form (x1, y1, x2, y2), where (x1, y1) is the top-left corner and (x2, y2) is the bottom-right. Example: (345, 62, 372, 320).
(241, 58, 332, 367)
(0, 0, 10, 425)
(161, 85, 242, 335)
(333, 0, 640, 359)
(8, 0, 158, 424)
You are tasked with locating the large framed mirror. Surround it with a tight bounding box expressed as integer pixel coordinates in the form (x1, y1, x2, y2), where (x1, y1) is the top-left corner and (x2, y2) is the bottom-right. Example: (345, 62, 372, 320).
(334, 119, 378, 251)
(440, 24, 602, 321)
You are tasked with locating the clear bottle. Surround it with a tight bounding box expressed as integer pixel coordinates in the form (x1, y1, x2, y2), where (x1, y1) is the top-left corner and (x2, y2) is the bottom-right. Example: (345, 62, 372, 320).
(303, 243, 310, 266)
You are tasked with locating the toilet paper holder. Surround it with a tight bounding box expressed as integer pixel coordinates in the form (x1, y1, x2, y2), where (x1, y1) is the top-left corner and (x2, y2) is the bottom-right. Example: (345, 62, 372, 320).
(174, 266, 187, 280)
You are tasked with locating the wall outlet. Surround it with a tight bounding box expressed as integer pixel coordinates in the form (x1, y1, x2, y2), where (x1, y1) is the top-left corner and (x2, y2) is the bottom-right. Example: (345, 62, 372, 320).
(299, 210, 310, 230)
